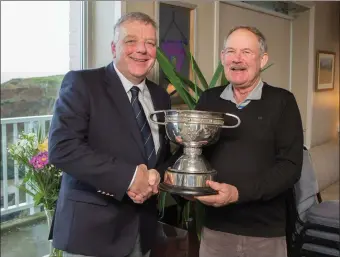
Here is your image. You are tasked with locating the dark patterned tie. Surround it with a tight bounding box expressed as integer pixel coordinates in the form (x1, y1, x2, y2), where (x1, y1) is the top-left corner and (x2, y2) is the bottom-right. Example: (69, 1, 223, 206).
(130, 86, 156, 167)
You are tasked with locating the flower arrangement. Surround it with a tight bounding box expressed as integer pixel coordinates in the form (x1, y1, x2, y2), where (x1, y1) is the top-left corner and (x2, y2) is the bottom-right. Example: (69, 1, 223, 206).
(8, 131, 61, 212)
(8, 130, 63, 256)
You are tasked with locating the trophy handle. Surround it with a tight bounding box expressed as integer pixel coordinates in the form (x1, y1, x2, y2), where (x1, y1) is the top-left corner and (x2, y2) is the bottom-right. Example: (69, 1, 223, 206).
(149, 110, 166, 125)
(222, 113, 241, 128)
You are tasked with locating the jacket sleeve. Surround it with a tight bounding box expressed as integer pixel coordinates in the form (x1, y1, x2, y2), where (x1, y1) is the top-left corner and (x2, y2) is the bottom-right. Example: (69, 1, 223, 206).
(48, 71, 136, 201)
(236, 92, 304, 203)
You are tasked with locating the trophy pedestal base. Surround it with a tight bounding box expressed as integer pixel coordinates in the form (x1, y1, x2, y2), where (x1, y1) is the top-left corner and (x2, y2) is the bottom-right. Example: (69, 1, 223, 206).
(159, 182, 217, 196)
(161, 168, 217, 196)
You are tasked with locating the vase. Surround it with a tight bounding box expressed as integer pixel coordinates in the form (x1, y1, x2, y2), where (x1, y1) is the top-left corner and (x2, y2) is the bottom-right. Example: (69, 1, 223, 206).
(44, 209, 54, 256)
(44, 209, 54, 229)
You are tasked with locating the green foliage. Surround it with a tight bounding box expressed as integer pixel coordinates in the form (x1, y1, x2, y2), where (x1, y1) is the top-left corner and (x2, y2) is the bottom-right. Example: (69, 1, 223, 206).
(50, 248, 63, 257)
(158, 191, 168, 219)
(157, 47, 226, 110)
(156, 48, 196, 109)
(8, 131, 61, 211)
(182, 44, 209, 90)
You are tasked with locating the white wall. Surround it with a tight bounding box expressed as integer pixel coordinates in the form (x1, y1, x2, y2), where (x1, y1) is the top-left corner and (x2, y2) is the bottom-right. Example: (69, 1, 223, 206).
(219, 3, 291, 91)
(87, 1, 122, 69)
(69, 1, 122, 70)
(311, 2, 339, 147)
(309, 2, 340, 190)
(69, 1, 83, 70)
(291, 9, 310, 141)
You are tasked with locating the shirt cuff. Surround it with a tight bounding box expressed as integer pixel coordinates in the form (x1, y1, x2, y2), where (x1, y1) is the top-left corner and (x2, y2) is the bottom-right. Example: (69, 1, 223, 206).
(128, 166, 138, 190)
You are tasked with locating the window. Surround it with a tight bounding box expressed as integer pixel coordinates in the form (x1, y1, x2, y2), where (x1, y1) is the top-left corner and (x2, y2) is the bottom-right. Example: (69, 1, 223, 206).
(1, 1, 84, 118)
(1, 1, 85, 256)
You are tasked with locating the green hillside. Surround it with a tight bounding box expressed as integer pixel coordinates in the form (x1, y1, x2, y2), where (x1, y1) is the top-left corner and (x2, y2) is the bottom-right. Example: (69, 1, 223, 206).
(1, 75, 64, 118)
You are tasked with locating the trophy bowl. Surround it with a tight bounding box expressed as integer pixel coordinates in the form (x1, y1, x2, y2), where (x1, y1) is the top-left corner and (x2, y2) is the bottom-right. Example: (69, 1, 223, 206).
(150, 110, 241, 196)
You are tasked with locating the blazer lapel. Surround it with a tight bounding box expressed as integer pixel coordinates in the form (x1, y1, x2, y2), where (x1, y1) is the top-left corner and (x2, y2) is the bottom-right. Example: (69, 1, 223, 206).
(104, 63, 146, 159)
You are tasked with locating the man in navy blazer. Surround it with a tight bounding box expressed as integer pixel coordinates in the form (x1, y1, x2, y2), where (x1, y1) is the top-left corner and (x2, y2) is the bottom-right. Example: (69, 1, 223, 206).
(48, 12, 171, 257)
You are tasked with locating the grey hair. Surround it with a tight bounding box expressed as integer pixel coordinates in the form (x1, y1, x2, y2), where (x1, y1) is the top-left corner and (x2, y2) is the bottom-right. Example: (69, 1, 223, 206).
(223, 26, 268, 55)
(113, 12, 157, 43)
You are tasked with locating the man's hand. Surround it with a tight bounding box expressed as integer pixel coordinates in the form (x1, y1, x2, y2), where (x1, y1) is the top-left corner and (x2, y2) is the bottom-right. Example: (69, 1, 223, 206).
(128, 166, 160, 204)
(148, 169, 160, 194)
(195, 180, 239, 207)
(128, 164, 153, 204)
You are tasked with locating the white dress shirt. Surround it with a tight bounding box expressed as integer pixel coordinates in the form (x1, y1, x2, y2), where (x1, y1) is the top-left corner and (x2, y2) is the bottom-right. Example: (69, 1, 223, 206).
(113, 64, 160, 189)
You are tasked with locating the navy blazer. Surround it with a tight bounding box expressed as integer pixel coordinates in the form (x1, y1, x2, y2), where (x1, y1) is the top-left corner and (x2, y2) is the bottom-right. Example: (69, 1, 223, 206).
(48, 62, 171, 257)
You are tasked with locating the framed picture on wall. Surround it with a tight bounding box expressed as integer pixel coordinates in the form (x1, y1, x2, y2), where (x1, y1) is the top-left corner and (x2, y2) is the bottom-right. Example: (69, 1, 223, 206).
(315, 51, 336, 91)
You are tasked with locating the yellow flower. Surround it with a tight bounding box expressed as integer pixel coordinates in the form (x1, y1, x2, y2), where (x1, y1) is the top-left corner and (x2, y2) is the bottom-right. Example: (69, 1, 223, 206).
(38, 138, 48, 152)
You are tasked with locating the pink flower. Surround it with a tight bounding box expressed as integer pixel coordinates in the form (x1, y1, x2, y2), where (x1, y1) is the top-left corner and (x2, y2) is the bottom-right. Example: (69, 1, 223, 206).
(30, 151, 49, 170)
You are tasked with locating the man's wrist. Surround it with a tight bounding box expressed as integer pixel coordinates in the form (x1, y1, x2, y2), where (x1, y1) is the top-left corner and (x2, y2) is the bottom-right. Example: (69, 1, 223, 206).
(127, 166, 138, 190)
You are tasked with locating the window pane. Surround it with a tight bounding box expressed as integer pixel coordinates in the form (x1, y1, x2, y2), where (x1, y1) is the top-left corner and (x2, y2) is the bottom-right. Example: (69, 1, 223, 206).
(1, 1, 71, 118)
(1, 1, 83, 257)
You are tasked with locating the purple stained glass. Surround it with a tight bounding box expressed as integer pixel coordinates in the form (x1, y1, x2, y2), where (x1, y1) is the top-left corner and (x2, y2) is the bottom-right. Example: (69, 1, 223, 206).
(161, 41, 186, 72)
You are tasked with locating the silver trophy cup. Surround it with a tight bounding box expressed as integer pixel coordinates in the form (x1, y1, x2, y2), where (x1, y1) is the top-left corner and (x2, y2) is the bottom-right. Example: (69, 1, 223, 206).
(149, 110, 241, 196)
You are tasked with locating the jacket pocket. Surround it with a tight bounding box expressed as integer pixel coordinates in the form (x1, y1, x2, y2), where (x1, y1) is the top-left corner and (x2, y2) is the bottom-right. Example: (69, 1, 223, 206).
(67, 189, 108, 206)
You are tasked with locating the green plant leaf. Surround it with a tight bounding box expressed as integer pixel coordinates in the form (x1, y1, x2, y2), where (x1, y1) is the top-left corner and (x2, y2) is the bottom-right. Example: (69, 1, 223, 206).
(181, 201, 191, 229)
(182, 44, 209, 89)
(158, 191, 167, 219)
(18, 184, 35, 197)
(50, 248, 63, 257)
(34, 192, 44, 205)
(195, 201, 205, 240)
(157, 47, 196, 109)
(220, 68, 229, 86)
(209, 62, 224, 88)
(174, 71, 203, 97)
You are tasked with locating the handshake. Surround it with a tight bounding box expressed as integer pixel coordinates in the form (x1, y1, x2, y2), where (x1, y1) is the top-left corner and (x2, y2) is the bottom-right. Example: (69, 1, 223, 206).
(127, 164, 160, 204)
